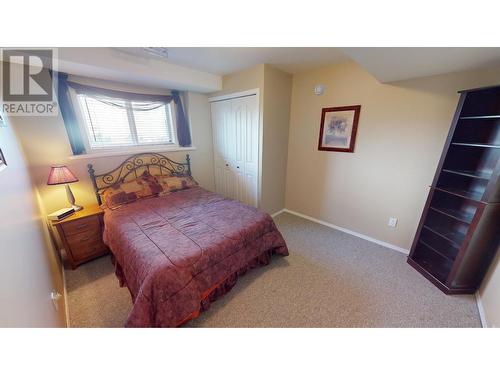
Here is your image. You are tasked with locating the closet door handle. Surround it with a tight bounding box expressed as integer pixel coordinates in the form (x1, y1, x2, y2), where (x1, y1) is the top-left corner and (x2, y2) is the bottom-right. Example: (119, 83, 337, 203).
(225, 163, 229, 167)
(236, 166, 240, 169)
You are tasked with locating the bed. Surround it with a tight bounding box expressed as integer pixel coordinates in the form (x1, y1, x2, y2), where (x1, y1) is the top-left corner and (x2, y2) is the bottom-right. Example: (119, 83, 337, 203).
(88, 153, 289, 327)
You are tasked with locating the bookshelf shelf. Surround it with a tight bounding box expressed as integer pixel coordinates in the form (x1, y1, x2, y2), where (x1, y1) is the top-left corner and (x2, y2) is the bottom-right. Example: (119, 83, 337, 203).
(451, 142, 500, 149)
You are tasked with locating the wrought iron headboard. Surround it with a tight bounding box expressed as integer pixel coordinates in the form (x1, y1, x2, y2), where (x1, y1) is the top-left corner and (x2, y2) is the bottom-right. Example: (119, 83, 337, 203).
(87, 153, 191, 205)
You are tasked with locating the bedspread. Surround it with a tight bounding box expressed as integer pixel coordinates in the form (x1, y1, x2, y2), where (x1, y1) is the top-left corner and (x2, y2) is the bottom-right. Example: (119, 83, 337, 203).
(102, 186, 288, 327)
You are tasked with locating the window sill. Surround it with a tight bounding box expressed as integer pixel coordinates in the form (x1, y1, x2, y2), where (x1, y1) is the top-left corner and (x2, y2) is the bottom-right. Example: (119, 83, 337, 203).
(68, 146, 196, 160)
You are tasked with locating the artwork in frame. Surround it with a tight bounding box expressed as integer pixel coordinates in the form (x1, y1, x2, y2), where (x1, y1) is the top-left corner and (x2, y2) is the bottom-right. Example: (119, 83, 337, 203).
(318, 105, 361, 153)
(0, 148, 6, 172)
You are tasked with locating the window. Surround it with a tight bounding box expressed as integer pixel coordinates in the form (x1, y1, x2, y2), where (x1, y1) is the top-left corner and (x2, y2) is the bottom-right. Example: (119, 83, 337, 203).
(76, 94, 176, 150)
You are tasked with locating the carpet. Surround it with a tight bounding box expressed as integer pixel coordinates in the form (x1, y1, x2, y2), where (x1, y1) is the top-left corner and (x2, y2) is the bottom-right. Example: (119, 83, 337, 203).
(65, 212, 481, 327)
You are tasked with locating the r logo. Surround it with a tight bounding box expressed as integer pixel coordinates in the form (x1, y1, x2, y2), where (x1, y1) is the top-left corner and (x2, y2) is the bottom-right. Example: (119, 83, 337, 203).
(2, 49, 53, 102)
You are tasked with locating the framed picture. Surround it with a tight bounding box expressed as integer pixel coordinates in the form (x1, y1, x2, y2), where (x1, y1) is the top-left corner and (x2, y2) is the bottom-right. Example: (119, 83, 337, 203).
(0, 148, 6, 172)
(318, 105, 361, 153)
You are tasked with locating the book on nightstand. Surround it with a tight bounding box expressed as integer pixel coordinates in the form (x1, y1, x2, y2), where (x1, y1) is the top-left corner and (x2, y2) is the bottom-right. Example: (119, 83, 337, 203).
(48, 207, 75, 221)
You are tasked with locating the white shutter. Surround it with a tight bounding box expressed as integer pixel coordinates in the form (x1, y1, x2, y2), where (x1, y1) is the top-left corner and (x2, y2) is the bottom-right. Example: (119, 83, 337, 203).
(77, 94, 176, 150)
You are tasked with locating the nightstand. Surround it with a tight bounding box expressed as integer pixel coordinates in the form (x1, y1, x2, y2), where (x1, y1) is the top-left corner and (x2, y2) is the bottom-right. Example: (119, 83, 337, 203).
(51, 205, 108, 269)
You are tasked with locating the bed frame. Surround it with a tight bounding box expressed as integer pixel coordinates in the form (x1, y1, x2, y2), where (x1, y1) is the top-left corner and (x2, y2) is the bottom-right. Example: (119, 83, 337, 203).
(87, 153, 191, 205)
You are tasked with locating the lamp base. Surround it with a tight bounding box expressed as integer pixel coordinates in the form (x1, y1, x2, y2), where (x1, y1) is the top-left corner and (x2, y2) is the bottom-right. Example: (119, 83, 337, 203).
(71, 204, 83, 212)
(65, 184, 83, 212)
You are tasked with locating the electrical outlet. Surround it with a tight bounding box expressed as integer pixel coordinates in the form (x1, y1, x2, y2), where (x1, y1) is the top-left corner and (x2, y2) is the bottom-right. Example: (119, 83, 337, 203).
(388, 217, 398, 228)
(51, 291, 62, 311)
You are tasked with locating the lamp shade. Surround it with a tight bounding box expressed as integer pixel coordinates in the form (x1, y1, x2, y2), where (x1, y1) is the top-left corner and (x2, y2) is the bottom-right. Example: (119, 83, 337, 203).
(47, 166, 79, 185)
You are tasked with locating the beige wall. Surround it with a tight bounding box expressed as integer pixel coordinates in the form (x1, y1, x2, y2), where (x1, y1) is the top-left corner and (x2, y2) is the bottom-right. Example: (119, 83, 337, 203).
(0, 116, 66, 327)
(261, 65, 292, 214)
(210, 64, 292, 214)
(10, 75, 215, 215)
(216, 64, 265, 97)
(286, 61, 500, 249)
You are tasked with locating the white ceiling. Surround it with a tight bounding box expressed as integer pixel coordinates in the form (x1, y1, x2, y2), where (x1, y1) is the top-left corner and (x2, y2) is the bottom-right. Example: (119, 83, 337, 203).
(344, 47, 500, 82)
(115, 47, 500, 82)
(125, 47, 350, 75)
(25, 47, 500, 93)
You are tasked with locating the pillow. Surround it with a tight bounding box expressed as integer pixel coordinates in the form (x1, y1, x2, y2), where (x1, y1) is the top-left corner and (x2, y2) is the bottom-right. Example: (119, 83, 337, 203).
(101, 171, 163, 209)
(156, 175, 198, 195)
(140, 171, 164, 195)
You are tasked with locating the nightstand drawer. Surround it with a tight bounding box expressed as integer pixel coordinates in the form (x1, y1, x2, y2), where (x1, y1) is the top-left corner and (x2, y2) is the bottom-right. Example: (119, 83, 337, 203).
(70, 239, 107, 261)
(62, 215, 100, 236)
(66, 228, 101, 247)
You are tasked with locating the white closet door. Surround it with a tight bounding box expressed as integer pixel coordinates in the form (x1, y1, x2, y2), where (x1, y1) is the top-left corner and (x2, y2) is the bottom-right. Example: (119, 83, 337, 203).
(211, 94, 259, 207)
(231, 95, 259, 207)
(211, 99, 236, 199)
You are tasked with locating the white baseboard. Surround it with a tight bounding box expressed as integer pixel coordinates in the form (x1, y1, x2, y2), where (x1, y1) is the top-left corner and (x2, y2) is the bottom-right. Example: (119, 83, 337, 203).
(475, 292, 488, 328)
(277, 208, 410, 255)
(61, 264, 70, 328)
(270, 208, 286, 218)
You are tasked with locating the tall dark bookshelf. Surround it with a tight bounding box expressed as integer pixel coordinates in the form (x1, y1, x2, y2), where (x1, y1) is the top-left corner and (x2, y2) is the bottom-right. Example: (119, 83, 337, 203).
(408, 85, 500, 294)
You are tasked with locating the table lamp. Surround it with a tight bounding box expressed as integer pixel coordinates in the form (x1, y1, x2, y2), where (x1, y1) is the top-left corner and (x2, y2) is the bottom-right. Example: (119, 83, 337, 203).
(47, 165, 82, 211)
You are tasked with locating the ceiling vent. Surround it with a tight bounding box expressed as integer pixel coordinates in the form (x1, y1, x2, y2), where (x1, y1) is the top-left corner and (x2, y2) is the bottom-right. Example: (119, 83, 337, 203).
(142, 47, 169, 59)
(112, 47, 169, 61)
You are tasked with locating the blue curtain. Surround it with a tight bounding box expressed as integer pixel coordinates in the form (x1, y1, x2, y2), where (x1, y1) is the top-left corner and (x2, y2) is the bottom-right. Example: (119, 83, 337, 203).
(57, 73, 86, 155)
(58, 79, 192, 150)
(172, 91, 192, 147)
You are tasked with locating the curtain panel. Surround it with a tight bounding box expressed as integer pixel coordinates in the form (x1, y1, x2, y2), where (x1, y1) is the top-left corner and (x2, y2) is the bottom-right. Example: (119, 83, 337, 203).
(57, 73, 86, 155)
(55, 74, 192, 154)
(172, 91, 191, 147)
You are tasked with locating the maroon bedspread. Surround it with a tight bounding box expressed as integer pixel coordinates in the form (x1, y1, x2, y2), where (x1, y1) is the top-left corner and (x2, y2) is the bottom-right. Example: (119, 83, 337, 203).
(102, 186, 288, 327)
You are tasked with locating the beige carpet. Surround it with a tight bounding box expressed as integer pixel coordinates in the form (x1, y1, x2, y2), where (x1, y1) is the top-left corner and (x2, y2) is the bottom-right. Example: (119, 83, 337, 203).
(65, 212, 481, 327)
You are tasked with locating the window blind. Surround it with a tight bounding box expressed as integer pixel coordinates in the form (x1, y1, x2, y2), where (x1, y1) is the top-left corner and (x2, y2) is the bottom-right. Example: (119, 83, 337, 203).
(132, 101, 174, 144)
(77, 94, 175, 150)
